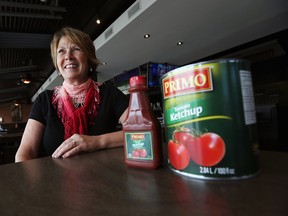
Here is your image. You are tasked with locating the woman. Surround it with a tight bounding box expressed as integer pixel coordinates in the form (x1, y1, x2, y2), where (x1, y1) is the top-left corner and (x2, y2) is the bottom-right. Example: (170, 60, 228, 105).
(15, 27, 129, 162)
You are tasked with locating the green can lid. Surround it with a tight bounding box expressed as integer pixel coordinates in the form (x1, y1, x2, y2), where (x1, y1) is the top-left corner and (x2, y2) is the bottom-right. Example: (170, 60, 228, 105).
(129, 75, 146, 86)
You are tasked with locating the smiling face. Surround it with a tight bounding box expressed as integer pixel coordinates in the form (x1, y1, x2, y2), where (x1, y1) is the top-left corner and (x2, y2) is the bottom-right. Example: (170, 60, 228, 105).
(56, 36, 89, 85)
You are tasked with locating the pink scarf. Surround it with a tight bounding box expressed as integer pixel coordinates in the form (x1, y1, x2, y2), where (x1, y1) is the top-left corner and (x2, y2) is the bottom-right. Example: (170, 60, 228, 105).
(52, 79, 100, 140)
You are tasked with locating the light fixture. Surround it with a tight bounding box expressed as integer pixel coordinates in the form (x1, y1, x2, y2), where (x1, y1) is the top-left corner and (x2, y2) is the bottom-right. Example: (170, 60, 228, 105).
(22, 78, 31, 84)
(21, 74, 31, 84)
(14, 100, 20, 106)
(21, 76, 31, 85)
(177, 41, 183, 46)
(144, 34, 151, 38)
(96, 14, 101, 24)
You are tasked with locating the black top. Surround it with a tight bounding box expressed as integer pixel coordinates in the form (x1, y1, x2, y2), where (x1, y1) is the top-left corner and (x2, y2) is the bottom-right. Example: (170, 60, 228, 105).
(29, 83, 129, 157)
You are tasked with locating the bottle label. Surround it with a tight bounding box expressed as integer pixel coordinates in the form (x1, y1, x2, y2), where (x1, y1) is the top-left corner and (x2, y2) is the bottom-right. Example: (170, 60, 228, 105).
(125, 132, 154, 160)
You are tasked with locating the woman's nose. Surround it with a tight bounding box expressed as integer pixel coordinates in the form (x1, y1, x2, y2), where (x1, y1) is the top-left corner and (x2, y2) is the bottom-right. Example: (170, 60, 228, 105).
(65, 50, 73, 60)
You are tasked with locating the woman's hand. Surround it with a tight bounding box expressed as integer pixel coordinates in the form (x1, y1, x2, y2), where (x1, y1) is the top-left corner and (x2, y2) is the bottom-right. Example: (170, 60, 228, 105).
(52, 109, 127, 159)
(52, 130, 124, 158)
(52, 134, 92, 158)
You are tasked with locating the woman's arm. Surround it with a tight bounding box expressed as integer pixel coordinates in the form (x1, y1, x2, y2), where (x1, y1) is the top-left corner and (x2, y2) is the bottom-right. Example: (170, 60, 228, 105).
(52, 108, 128, 158)
(15, 119, 44, 162)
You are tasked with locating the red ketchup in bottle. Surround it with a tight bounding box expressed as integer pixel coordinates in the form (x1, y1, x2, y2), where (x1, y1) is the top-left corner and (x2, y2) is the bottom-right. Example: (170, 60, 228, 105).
(123, 75, 162, 169)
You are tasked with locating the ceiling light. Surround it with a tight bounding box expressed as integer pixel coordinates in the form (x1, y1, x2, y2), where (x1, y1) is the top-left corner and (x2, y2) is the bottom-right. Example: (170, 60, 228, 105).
(14, 100, 20, 106)
(96, 14, 101, 24)
(144, 34, 150, 38)
(177, 41, 183, 46)
(22, 79, 31, 84)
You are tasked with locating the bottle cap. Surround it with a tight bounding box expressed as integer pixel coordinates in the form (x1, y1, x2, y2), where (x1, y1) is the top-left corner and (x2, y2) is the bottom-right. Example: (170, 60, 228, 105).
(129, 76, 146, 87)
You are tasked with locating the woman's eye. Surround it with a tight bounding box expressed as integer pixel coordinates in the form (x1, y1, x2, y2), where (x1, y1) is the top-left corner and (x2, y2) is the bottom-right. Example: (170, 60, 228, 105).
(58, 49, 65, 54)
(72, 47, 81, 52)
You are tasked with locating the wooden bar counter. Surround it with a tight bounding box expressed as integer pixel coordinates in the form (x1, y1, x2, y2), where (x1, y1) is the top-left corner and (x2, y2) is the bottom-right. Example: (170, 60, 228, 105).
(0, 147, 286, 216)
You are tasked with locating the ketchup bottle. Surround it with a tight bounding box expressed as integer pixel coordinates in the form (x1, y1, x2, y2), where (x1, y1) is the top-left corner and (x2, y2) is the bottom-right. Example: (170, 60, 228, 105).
(123, 75, 162, 169)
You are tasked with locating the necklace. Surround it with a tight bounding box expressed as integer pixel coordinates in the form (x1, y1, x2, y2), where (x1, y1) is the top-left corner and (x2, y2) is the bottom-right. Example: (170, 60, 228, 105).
(70, 93, 86, 108)
(63, 79, 91, 108)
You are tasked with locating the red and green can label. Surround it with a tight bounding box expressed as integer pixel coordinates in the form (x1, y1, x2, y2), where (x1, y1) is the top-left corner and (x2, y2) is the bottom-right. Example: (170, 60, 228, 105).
(160, 59, 260, 180)
(162, 66, 213, 98)
(125, 132, 154, 160)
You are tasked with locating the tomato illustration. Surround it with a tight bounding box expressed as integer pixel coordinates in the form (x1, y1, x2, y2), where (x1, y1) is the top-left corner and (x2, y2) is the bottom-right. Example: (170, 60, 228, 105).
(189, 132, 225, 166)
(168, 140, 190, 170)
(132, 149, 140, 157)
(174, 130, 194, 156)
(139, 148, 147, 158)
(131, 148, 147, 158)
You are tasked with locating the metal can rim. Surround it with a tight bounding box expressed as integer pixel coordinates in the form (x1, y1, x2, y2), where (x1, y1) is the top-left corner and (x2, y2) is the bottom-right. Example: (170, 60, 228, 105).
(160, 58, 250, 80)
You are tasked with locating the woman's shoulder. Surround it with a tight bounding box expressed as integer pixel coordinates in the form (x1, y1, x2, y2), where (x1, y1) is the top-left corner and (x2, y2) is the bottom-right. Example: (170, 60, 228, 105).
(99, 82, 121, 94)
(36, 89, 54, 98)
(33, 89, 55, 105)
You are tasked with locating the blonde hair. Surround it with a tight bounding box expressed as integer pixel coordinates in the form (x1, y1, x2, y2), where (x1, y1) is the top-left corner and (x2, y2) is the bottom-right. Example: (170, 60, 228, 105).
(50, 27, 99, 73)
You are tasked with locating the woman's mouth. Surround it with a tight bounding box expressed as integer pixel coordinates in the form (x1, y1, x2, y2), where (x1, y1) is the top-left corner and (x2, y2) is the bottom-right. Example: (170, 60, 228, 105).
(64, 64, 78, 69)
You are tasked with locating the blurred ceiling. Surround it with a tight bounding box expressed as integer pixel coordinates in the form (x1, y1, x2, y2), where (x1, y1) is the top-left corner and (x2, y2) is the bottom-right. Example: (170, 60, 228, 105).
(93, 0, 288, 82)
(0, 0, 136, 105)
(1, 0, 288, 106)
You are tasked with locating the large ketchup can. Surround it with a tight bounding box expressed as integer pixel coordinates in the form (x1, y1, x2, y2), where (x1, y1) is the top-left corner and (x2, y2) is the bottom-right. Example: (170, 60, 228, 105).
(160, 59, 260, 180)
